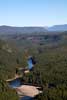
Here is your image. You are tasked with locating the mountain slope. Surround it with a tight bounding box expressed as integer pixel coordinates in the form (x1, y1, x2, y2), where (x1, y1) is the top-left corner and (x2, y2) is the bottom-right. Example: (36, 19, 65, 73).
(0, 24, 67, 35)
(0, 26, 46, 35)
(48, 24, 67, 31)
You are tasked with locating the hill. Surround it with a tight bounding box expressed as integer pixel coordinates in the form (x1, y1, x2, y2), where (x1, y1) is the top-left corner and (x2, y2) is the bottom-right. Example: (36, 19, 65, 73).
(48, 24, 67, 31)
(0, 25, 46, 35)
(0, 24, 67, 35)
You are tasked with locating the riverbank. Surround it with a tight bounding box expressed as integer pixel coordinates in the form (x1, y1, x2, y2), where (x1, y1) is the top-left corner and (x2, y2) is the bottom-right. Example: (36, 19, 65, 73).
(16, 85, 42, 98)
(6, 76, 42, 100)
(6, 75, 22, 82)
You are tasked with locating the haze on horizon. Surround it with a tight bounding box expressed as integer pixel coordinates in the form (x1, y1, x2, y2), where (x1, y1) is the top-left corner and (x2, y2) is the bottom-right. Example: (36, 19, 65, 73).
(0, 0, 67, 27)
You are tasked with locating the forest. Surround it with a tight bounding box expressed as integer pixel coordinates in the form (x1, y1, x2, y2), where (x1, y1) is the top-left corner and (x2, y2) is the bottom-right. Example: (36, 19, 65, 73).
(0, 31, 67, 100)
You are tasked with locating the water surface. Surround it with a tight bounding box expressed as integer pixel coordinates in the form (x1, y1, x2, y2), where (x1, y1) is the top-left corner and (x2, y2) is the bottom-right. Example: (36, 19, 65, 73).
(8, 78, 33, 100)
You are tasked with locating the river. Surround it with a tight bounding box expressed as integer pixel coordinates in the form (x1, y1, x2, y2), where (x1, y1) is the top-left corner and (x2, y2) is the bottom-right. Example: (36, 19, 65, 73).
(9, 78, 37, 100)
(7, 57, 42, 100)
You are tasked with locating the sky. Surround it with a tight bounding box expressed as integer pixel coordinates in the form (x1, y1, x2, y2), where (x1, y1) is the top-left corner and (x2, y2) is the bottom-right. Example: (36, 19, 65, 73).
(0, 0, 67, 27)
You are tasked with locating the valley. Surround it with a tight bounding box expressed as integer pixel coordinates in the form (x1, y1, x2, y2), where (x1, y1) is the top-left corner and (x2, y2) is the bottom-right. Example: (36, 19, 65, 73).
(0, 27, 67, 100)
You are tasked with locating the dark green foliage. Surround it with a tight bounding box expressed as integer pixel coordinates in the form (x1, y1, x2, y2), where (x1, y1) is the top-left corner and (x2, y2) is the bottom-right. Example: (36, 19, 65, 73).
(0, 40, 19, 100)
(0, 32, 67, 100)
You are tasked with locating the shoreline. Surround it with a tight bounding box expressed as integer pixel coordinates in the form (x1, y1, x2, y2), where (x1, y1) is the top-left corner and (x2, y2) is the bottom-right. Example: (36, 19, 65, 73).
(16, 85, 42, 98)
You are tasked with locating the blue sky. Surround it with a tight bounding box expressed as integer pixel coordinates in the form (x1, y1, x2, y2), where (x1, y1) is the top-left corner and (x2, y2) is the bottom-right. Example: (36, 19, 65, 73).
(0, 0, 67, 26)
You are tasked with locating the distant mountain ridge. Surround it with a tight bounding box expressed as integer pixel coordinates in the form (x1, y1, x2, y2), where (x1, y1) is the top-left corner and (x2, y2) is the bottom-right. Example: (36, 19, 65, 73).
(0, 24, 67, 35)
(0, 25, 46, 35)
(48, 24, 67, 31)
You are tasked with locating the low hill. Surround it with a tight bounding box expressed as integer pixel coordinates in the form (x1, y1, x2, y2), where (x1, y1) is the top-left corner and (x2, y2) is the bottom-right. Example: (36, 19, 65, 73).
(0, 24, 67, 35)
(48, 24, 67, 32)
(0, 25, 46, 35)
